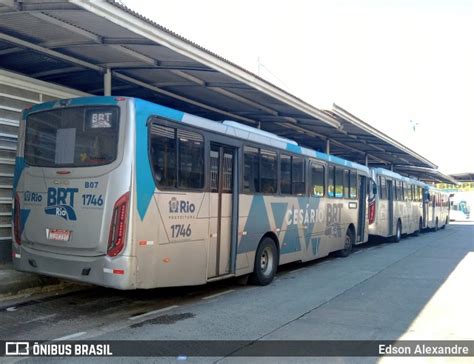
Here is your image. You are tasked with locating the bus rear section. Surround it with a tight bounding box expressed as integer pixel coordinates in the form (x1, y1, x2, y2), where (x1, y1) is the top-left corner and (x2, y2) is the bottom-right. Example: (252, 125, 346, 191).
(12, 98, 136, 289)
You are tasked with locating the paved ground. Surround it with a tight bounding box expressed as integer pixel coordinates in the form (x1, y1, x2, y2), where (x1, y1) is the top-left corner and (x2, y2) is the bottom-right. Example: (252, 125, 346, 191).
(0, 262, 74, 299)
(0, 222, 473, 363)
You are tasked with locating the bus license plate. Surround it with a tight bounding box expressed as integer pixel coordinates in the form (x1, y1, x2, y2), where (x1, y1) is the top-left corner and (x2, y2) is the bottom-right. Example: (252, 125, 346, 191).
(47, 229, 71, 242)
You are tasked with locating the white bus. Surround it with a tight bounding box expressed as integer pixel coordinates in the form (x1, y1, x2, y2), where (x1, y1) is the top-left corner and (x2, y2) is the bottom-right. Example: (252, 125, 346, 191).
(422, 185, 450, 230)
(368, 168, 425, 241)
(12, 96, 372, 289)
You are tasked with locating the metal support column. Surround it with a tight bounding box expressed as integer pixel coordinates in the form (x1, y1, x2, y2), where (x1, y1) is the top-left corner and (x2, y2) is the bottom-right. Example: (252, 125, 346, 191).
(365, 154, 369, 166)
(326, 139, 330, 154)
(104, 68, 112, 96)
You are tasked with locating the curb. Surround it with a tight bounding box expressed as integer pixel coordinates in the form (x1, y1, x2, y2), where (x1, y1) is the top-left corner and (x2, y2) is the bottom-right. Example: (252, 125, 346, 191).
(0, 264, 75, 300)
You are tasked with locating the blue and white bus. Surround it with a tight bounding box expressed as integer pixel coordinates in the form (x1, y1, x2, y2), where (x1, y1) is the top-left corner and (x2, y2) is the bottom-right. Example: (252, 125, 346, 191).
(12, 96, 371, 289)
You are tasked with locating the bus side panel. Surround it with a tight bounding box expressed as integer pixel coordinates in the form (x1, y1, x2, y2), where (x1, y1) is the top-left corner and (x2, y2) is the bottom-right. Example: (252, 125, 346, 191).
(237, 194, 351, 267)
(238, 195, 309, 267)
(134, 191, 210, 289)
(131, 101, 209, 289)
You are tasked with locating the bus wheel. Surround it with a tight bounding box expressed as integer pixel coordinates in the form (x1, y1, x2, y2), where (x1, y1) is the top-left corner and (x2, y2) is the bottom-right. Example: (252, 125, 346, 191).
(337, 229, 354, 257)
(392, 220, 402, 243)
(249, 237, 278, 286)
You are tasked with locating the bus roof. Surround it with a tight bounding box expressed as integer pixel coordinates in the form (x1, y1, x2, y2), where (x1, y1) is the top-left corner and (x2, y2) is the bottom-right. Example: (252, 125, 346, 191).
(423, 184, 450, 193)
(371, 167, 425, 186)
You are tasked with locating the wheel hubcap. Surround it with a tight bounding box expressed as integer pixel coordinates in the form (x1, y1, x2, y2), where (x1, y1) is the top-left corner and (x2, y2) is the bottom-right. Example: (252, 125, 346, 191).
(260, 247, 273, 276)
(345, 235, 351, 249)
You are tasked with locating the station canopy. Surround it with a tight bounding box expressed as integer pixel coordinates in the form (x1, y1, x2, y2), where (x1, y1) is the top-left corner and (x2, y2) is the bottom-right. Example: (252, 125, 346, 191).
(449, 173, 474, 182)
(0, 0, 457, 184)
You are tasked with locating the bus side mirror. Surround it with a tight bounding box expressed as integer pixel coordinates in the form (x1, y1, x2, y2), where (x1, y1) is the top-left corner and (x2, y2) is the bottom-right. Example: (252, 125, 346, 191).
(372, 184, 377, 195)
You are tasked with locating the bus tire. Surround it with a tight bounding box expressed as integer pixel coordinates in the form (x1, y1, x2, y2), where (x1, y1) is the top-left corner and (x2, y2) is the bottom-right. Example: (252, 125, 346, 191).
(249, 237, 278, 286)
(337, 228, 354, 257)
(392, 220, 402, 243)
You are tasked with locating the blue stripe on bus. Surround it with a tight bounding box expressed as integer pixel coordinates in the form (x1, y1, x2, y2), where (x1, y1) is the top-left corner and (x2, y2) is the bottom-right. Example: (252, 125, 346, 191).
(284, 144, 367, 173)
(13, 156, 25, 194)
(12, 156, 30, 238)
(238, 195, 271, 253)
(19, 208, 31, 236)
(286, 143, 302, 154)
(134, 98, 185, 220)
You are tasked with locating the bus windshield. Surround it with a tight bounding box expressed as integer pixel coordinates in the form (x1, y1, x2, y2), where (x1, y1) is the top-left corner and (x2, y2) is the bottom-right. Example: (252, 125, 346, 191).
(24, 106, 119, 168)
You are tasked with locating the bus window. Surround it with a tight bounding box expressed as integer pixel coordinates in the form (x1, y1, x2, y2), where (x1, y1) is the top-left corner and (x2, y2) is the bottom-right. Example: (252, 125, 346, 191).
(394, 180, 398, 200)
(379, 176, 386, 199)
(210, 149, 219, 192)
(149, 125, 204, 189)
(335, 167, 343, 198)
(25, 106, 119, 167)
(149, 124, 177, 188)
(292, 157, 305, 195)
(310, 163, 325, 197)
(349, 171, 357, 198)
(328, 166, 335, 197)
(261, 149, 277, 194)
(244, 146, 259, 193)
(343, 169, 350, 198)
(210, 145, 233, 193)
(280, 154, 291, 194)
(398, 181, 403, 201)
(222, 149, 233, 193)
(177, 129, 204, 189)
(403, 183, 409, 201)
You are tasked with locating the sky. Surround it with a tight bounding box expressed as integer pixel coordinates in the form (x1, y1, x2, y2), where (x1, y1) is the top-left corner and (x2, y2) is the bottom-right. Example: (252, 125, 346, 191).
(122, 0, 473, 174)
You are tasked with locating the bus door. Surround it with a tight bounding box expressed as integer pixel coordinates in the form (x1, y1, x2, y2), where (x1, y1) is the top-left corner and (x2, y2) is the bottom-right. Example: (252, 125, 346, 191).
(208, 143, 237, 278)
(357, 175, 367, 242)
(387, 179, 394, 235)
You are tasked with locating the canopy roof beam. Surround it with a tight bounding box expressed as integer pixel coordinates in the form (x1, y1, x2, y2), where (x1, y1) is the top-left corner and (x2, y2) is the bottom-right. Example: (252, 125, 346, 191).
(113, 72, 258, 124)
(0, 30, 260, 124)
(30, 11, 159, 66)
